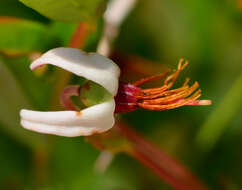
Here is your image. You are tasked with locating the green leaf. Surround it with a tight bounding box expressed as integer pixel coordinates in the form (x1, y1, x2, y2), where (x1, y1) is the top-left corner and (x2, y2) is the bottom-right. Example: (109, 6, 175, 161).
(0, 132, 31, 189)
(0, 0, 48, 22)
(0, 55, 53, 110)
(50, 22, 78, 46)
(50, 19, 103, 49)
(50, 137, 138, 190)
(0, 19, 58, 54)
(19, 0, 107, 22)
(0, 59, 46, 148)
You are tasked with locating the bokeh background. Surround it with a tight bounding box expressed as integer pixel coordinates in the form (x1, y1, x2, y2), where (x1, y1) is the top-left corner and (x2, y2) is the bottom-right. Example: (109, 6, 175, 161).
(0, 0, 242, 189)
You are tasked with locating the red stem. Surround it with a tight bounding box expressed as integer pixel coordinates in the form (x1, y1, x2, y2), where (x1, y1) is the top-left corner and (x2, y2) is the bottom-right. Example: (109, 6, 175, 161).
(132, 150, 187, 190)
(69, 23, 90, 48)
(117, 122, 209, 190)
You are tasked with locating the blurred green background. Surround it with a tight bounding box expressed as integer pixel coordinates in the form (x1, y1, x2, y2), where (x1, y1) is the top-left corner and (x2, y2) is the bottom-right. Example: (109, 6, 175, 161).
(0, 0, 242, 189)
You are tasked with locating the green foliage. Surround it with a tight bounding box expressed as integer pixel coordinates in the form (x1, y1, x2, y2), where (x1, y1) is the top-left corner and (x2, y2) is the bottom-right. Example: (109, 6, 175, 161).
(0, 132, 31, 189)
(0, 20, 57, 54)
(0, 58, 47, 149)
(50, 22, 79, 46)
(50, 19, 103, 50)
(0, 0, 48, 22)
(49, 138, 140, 190)
(196, 73, 242, 152)
(19, 0, 107, 22)
(0, 0, 242, 189)
(0, 55, 53, 109)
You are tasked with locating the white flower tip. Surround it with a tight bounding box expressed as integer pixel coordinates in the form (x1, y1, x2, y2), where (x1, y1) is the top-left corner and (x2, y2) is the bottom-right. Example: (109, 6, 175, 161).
(20, 109, 28, 119)
(30, 63, 39, 70)
(20, 100, 116, 137)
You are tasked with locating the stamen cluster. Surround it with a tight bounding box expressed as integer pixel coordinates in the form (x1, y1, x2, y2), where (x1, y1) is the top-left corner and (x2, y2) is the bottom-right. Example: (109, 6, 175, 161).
(114, 59, 211, 113)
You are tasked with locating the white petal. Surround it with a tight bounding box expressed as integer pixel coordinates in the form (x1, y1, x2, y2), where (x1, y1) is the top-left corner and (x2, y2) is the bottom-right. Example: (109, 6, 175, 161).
(20, 100, 115, 137)
(30, 48, 120, 96)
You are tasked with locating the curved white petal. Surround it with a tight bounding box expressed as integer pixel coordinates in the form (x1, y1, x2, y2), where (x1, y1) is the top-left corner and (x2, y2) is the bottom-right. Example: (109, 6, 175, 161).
(30, 48, 120, 96)
(20, 100, 115, 137)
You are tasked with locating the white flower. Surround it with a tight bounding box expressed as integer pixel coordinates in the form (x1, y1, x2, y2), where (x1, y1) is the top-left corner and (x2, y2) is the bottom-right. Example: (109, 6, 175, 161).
(20, 47, 120, 137)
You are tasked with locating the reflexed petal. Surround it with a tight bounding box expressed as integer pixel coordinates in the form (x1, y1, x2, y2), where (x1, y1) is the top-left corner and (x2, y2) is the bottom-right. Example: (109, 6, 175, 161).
(20, 100, 115, 137)
(30, 48, 120, 96)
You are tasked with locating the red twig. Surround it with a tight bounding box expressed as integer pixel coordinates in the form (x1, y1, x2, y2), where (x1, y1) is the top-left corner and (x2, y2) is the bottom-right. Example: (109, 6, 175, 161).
(116, 122, 209, 190)
(69, 23, 92, 48)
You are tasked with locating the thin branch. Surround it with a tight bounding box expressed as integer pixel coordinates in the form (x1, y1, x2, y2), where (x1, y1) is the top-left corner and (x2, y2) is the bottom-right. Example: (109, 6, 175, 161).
(116, 121, 209, 190)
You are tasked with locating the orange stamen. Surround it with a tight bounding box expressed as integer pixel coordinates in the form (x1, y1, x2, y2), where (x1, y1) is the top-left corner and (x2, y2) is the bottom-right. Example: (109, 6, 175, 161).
(132, 59, 209, 111)
(142, 85, 169, 95)
(133, 70, 171, 87)
(164, 59, 188, 88)
(142, 82, 199, 105)
(139, 85, 189, 100)
(138, 89, 201, 111)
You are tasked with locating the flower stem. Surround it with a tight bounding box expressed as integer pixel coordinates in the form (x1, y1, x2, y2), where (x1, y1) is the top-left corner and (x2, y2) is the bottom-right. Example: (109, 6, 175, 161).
(69, 23, 92, 49)
(117, 122, 209, 190)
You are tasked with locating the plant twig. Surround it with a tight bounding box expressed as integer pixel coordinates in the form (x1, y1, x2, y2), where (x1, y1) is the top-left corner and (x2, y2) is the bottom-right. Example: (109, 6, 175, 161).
(116, 121, 209, 190)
